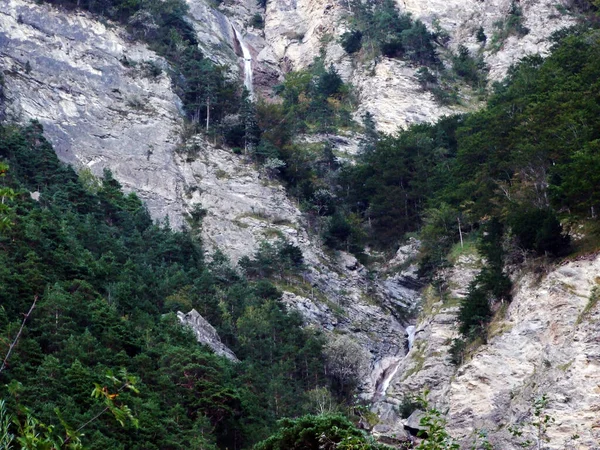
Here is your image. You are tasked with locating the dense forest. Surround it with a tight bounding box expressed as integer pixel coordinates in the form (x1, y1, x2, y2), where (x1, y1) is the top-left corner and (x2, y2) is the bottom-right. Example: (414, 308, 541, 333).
(0, 122, 384, 449)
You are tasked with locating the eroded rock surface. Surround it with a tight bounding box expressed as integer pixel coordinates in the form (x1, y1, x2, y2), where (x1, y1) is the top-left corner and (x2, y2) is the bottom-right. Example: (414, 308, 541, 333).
(445, 255, 600, 448)
(0, 0, 187, 224)
(263, 0, 573, 132)
(378, 251, 600, 448)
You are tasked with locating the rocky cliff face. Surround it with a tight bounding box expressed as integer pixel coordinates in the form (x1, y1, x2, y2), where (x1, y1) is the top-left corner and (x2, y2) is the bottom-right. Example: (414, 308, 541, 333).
(378, 252, 600, 448)
(262, 0, 573, 132)
(1, 0, 187, 224)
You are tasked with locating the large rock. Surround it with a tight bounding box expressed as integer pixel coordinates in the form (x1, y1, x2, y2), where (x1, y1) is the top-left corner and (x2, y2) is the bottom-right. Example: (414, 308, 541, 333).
(177, 309, 239, 361)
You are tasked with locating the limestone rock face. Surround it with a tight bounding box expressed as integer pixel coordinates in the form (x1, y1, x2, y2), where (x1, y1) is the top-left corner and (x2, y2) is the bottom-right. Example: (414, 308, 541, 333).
(0, 0, 187, 225)
(0, 0, 416, 393)
(379, 253, 600, 448)
(177, 309, 239, 361)
(444, 255, 600, 448)
(261, 0, 573, 132)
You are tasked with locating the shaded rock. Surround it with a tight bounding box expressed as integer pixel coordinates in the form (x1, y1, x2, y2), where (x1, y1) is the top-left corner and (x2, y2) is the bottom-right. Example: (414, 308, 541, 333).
(404, 410, 427, 436)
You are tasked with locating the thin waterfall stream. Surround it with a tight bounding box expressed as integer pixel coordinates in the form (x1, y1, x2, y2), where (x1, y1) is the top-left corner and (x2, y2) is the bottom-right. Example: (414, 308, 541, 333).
(231, 25, 253, 98)
(373, 325, 417, 400)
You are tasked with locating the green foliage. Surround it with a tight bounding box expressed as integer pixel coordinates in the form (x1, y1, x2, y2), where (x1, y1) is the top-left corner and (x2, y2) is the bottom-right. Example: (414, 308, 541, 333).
(456, 218, 511, 347)
(448, 338, 466, 366)
(476, 27, 487, 43)
(270, 59, 353, 135)
(347, 0, 439, 65)
(451, 45, 488, 87)
(415, 396, 459, 450)
(341, 116, 462, 250)
(0, 122, 328, 449)
(0, 370, 139, 450)
(507, 208, 570, 256)
(489, 1, 530, 52)
(340, 30, 363, 54)
(250, 13, 265, 29)
(252, 414, 392, 450)
(397, 394, 423, 419)
(508, 394, 555, 449)
(239, 239, 304, 279)
(322, 213, 365, 255)
(335, 28, 600, 260)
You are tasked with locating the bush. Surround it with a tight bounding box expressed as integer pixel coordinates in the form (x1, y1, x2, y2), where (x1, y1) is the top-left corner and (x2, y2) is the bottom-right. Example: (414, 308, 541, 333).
(508, 208, 570, 256)
(452, 45, 488, 86)
(250, 13, 264, 29)
(340, 30, 363, 54)
(458, 285, 492, 337)
(476, 26, 487, 43)
(449, 338, 466, 365)
(398, 394, 423, 419)
(254, 414, 393, 450)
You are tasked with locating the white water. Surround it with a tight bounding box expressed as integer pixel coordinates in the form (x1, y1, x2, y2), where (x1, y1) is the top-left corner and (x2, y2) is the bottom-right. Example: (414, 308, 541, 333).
(373, 325, 417, 400)
(232, 26, 253, 99)
(376, 360, 402, 398)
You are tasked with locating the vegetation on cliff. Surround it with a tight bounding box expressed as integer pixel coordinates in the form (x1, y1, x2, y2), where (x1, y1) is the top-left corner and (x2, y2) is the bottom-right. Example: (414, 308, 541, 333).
(0, 122, 335, 449)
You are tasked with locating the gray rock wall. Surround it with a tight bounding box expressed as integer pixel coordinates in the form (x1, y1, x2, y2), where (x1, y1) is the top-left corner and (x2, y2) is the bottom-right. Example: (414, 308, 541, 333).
(1, 0, 187, 225)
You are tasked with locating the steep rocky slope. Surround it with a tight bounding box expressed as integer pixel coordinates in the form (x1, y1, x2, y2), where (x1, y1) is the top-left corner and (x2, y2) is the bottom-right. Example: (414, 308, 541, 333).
(262, 0, 574, 132)
(1, 0, 590, 442)
(0, 0, 186, 223)
(379, 252, 600, 448)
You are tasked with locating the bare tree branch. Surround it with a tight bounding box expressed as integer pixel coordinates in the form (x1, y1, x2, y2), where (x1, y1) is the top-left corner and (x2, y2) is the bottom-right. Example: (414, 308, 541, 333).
(0, 296, 38, 374)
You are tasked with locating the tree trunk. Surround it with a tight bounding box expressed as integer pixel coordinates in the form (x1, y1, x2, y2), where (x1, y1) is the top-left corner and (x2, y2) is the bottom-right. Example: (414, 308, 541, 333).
(206, 97, 210, 132)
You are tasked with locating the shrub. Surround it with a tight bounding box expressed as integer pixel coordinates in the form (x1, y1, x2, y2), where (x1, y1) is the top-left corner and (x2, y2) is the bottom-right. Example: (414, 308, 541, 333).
(254, 414, 392, 450)
(340, 30, 363, 54)
(250, 13, 264, 29)
(476, 26, 487, 43)
(398, 394, 424, 419)
(380, 38, 404, 57)
(452, 45, 488, 86)
(508, 208, 570, 256)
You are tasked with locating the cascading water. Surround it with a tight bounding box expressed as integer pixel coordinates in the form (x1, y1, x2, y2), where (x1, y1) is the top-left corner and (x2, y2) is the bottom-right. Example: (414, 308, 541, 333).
(231, 26, 253, 99)
(373, 325, 418, 400)
(406, 325, 416, 351)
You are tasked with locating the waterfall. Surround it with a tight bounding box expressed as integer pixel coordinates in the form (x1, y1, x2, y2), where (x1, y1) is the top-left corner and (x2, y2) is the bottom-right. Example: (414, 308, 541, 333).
(376, 360, 402, 399)
(373, 325, 417, 400)
(231, 26, 253, 99)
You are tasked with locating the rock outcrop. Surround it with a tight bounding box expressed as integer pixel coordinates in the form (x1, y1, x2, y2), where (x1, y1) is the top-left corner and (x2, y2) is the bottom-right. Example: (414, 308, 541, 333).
(177, 309, 239, 361)
(379, 251, 600, 448)
(261, 0, 574, 131)
(0, 0, 187, 225)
